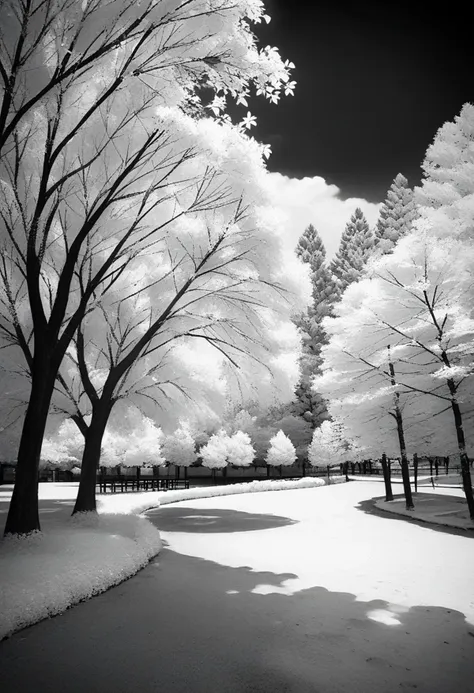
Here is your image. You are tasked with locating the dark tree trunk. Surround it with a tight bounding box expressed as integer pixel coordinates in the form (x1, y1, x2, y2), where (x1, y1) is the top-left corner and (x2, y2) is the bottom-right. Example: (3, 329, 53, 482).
(388, 349, 414, 510)
(445, 456, 449, 475)
(4, 362, 55, 535)
(413, 453, 418, 493)
(395, 412, 414, 510)
(73, 403, 113, 514)
(449, 393, 474, 520)
(380, 453, 394, 502)
(267, 464, 270, 478)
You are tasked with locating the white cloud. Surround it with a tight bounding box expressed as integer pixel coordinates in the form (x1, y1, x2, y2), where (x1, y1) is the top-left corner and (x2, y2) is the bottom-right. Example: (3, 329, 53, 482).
(265, 173, 382, 258)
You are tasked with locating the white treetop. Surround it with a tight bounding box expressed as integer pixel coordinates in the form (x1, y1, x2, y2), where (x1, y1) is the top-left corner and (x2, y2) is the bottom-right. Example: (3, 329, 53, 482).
(226, 431, 256, 467)
(315, 229, 474, 459)
(162, 426, 197, 468)
(415, 102, 474, 244)
(265, 429, 296, 467)
(307, 420, 346, 468)
(200, 430, 231, 469)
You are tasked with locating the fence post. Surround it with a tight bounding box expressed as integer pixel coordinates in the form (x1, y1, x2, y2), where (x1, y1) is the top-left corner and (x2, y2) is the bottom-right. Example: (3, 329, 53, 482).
(327, 465, 330, 484)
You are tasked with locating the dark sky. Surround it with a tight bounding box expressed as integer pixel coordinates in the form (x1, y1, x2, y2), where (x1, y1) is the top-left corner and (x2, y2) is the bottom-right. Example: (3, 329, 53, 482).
(248, 1, 474, 202)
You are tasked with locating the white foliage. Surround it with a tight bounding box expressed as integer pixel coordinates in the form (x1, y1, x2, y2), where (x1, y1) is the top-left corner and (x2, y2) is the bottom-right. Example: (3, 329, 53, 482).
(265, 429, 296, 467)
(200, 430, 231, 469)
(308, 421, 346, 468)
(161, 426, 197, 467)
(227, 430, 255, 467)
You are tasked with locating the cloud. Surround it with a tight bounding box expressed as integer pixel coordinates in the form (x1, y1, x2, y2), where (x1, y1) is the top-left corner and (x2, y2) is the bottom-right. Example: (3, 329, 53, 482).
(265, 173, 382, 258)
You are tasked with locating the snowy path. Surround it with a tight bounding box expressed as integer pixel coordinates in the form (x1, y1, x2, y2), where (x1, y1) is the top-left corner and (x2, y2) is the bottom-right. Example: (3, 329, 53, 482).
(1, 481, 474, 693)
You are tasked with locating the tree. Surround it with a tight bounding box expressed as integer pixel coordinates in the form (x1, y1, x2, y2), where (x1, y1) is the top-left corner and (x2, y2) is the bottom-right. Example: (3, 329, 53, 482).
(226, 431, 255, 468)
(162, 426, 197, 472)
(414, 102, 474, 244)
(0, 0, 296, 534)
(329, 208, 374, 293)
(374, 174, 417, 255)
(200, 430, 231, 470)
(316, 230, 474, 517)
(265, 429, 296, 472)
(51, 108, 306, 515)
(307, 420, 346, 468)
(292, 226, 338, 428)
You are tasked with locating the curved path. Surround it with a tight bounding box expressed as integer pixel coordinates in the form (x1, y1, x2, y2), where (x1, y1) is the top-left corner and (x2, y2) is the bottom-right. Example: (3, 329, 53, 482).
(1, 482, 473, 693)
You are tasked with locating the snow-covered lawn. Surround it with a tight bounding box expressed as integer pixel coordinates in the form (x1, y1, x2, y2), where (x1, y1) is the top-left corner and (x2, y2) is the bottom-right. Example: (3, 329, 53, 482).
(376, 491, 474, 530)
(0, 477, 329, 640)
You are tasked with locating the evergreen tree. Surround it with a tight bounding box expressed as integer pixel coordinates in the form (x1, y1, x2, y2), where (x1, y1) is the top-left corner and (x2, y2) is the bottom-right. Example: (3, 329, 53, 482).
(330, 208, 374, 292)
(292, 225, 339, 428)
(374, 174, 417, 255)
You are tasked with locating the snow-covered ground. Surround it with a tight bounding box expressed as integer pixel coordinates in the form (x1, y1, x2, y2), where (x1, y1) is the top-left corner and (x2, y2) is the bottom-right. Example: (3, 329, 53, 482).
(0, 486, 163, 640)
(1, 480, 473, 693)
(0, 477, 328, 640)
(150, 482, 474, 626)
(376, 491, 474, 530)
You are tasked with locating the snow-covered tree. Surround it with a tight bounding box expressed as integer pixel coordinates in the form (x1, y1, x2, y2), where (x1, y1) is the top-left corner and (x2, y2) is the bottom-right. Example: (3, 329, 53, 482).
(266, 430, 296, 468)
(162, 426, 197, 470)
(374, 174, 417, 255)
(0, 0, 297, 535)
(307, 420, 346, 468)
(200, 430, 231, 470)
(329, 208, 374, 293)
(226, 431, 255, 467)
(316, 229, 474, 517)
(415, 102, 474, 244)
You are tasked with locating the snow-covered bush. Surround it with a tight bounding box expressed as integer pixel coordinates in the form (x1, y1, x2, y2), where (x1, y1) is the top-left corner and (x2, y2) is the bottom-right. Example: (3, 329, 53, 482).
(266, 430, 296, 467)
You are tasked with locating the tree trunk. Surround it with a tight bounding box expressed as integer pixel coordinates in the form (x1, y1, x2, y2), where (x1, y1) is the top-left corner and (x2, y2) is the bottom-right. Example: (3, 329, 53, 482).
(388, 349, 414, 510)
(4, 363, 55, 535)
(267, 464, 270, 478)
(449, 394, 474, 520)
(395, 412, 414, 510)
(73, 403, 112, 514)
(413, 453, 418, 493)
(380, 453, 394, 502)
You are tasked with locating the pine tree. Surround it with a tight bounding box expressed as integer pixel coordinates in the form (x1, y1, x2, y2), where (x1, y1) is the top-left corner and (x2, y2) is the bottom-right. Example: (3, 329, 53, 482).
(329, 208, 374, 292)
(295, 224, 326, 271)
(292, 225, 340, 428)
(374, 174, 417, 255)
